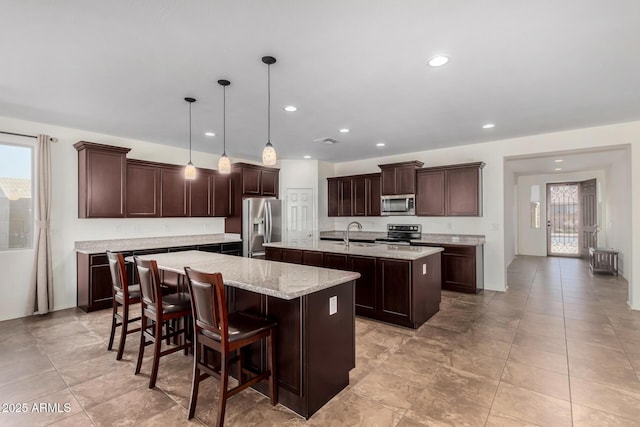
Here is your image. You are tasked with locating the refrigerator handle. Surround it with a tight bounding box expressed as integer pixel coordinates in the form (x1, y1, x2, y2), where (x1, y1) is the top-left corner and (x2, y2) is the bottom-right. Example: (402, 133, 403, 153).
(266, 202, 272, 243)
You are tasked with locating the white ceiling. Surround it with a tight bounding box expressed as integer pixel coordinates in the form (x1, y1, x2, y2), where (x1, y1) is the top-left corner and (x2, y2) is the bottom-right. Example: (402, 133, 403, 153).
(506, 146, 629, 176)
(2, 1, 640, 164)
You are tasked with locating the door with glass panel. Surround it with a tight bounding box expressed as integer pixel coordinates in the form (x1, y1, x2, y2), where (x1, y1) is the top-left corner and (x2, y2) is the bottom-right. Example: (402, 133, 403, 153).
(546, 183, 581, 256)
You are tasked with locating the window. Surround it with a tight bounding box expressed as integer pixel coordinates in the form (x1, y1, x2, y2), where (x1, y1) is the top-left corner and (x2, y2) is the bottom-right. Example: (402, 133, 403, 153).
(0, 143, 34, 250)
(530, 184, 541, 229)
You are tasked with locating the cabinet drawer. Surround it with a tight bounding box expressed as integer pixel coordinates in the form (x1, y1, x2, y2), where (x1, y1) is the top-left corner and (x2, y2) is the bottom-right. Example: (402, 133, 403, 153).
(441, 245, 475, 257)
(90, 253, 108, 265)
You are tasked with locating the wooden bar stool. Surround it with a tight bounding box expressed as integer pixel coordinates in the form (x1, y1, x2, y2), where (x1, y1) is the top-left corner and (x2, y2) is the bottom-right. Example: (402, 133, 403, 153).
(133, 257, 192, 388)
(184, 267, 277, 426)
(106, 251, 141, 360)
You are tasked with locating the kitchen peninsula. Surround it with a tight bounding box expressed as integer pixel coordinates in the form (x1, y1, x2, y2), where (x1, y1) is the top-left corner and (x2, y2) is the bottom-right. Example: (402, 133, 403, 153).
(264, 240, 443, 328)
(132, 250, 360, 419)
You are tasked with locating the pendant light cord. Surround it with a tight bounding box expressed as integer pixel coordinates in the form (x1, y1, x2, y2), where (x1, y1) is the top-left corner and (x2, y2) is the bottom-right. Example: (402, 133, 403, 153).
(223, 85, 226, 155)
(188, 101, 193, 163)
(267, 63, 271, 144)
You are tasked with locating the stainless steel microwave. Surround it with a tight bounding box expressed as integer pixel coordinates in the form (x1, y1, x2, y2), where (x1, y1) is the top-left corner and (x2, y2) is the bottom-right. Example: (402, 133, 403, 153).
(381, 194, 415, 216)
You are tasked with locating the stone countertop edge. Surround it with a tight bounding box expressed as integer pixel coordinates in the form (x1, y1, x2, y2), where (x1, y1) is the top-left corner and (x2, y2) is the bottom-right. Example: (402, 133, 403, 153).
(129, 251, 361, 300)
(264, 240, 444, 261)
(319, 230, 485, 245)
(75, 233, 242, 254)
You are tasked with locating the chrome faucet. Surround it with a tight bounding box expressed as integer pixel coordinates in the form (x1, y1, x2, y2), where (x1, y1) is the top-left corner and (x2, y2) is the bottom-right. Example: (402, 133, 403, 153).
(344, 221, 363, 247)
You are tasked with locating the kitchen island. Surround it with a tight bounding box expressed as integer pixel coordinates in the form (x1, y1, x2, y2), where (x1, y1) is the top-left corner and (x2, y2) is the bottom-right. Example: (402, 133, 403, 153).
(132, 250, 360, 419)
(264, 240, 443, 328)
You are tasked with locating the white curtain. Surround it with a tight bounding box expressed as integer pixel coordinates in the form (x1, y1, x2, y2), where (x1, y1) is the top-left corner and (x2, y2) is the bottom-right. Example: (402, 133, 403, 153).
(30, 134, 54, 314)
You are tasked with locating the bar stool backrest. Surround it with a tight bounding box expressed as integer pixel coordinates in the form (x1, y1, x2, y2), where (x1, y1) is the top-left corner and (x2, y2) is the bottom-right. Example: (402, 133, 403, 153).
(184, 268, 229, 344)
(133, 257, 162, 312)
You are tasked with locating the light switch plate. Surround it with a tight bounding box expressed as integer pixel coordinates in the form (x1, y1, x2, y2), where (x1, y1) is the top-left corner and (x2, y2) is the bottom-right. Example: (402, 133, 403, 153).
(329, 296, 337, 315)
(422, 263, 427, 275)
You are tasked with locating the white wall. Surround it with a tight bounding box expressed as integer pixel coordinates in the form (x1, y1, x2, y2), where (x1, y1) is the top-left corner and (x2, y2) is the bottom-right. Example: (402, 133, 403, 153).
(516, 169, 607, 257)
(606, 153, 632, 277)
(503, 162, 517, 270)
(0, 115, 229, 321)
(331, 121, 640, 307)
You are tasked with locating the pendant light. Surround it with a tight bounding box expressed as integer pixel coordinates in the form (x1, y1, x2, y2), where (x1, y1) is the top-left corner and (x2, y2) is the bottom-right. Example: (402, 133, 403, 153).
(262, 55, 277, 166)
(217, 79, 231, 174)
(184, 97, 197, 180)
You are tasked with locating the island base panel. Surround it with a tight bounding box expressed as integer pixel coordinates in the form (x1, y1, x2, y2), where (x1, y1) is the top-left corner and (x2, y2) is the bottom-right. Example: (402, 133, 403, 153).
(232, 281, 355, 419)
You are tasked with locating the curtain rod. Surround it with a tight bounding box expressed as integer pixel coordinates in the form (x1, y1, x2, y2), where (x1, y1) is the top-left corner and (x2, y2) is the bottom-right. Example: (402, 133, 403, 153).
(0, 130, 58, 142)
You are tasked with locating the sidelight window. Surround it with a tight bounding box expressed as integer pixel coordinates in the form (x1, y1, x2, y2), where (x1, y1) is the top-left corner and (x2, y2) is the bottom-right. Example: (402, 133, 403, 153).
(0, 142, 34, 250)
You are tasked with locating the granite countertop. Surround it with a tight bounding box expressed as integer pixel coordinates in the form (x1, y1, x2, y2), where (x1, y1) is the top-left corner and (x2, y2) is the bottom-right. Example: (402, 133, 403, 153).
(319, 231, 485, 246)
(264, 240, 443, 261)
(131, 250, 360, 300)
(75, 234, 242, 254)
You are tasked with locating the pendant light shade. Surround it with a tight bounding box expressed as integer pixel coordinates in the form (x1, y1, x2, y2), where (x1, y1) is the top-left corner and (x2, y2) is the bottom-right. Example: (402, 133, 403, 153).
(184, 97, 197, 180)
(217, 79, 231, 174)
(262, 56, 277, 166)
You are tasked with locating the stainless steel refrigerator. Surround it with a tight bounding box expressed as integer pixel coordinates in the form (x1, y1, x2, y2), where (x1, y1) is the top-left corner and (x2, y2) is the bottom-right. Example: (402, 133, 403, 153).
(242, 198, 283, 258)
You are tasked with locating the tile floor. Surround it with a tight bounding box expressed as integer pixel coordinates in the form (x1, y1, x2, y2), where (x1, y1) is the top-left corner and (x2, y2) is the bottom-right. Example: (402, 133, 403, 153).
(1, 256, 640, 426)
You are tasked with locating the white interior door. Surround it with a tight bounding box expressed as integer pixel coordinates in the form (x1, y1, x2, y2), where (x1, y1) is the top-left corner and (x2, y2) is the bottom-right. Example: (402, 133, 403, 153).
(286, 188, 314, 244)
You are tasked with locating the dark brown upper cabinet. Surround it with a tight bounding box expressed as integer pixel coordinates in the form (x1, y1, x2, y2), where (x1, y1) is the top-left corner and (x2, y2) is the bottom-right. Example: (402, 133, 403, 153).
(126, 159, 160, 217)
(189, 168, 213, 217)
(224, 163, 280, 234)
(74, 141, 131, 218)
(76, 141, 231, 218)
(416, 162, 484, 216)
(379, 160, 424, 195)
(160, 165, 188, 217)
(212, 173, 230, 217)
(327, 173, 380, 217)
(233, 163, 279, 197)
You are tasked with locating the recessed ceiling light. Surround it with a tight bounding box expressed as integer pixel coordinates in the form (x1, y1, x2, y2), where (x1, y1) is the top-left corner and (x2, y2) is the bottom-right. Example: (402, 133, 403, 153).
(303, 155, 311, 159)
(555, 168, 563, 171)
(482, 123, 495, 129)
(428, 55, 449, 67)
(376, 143, 385, 147)
(283, 105, 297, 112)
(554, 159, 564, 163)
(339, 128, 350, 133)
(205, 132, 215, 137)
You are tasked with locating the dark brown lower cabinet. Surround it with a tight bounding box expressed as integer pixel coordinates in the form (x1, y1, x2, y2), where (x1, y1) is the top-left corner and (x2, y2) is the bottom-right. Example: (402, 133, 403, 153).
(349, 255, 376, 317)
(266, 248, 442, 328)
(77, 242, 243, 312)
(410, 243, 484, 293)
(228, 281, 355, 419)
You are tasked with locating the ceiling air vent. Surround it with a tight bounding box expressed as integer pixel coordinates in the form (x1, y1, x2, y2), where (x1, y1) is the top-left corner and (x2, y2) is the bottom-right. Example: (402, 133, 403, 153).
(313, 137, 339, 145)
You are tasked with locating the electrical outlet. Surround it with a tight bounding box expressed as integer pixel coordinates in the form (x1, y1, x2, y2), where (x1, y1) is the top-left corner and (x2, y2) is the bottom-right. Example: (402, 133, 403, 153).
(329, 296, 337, 315)
(422, 263, 427, 275)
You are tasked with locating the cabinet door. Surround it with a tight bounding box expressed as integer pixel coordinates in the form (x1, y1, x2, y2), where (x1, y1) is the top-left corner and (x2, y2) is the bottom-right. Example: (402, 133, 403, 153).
(395, 165, 416, 194)
(160, 167, 188, 217)
(281, 249, 303, 264)
(339, 179, 353, 216)
(261, 169, 278, 196)
(324, 253, 348, 270)
(212, 173, 230, 217)
(302, 251, 324, 267)
(126, 161, 160, 217)
(242, 168, 261, 195)
(416, 170, 445, 216)
(377, 259, 411, 320)
(189, 170, 212, 217)
(381, 168, 396, 196)
(328, 180, 340, 217)
(84, 149, 127, 217)
(441, 245, 477, 293)
(446, 167, 480, 216)
(352, 177, 366, 216)
(265, 247, 282, 261)
(367, 175, 381, 216)
(349, 255, 377, 316)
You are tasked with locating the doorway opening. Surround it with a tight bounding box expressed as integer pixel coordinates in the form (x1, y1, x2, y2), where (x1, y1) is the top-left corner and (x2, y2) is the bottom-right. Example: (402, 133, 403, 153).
(546, 179, 597, 257)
